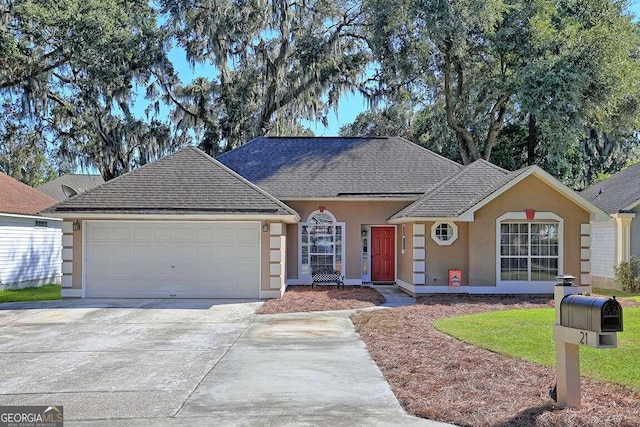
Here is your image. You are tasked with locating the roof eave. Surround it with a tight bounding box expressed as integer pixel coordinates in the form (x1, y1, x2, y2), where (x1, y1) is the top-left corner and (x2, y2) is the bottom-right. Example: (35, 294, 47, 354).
(387, 216, 464, 224)
(280, 196, 420, 202)
(0, 212, 63, 221)
(622, 198, 640, 212)
(43, 212, 301, 223)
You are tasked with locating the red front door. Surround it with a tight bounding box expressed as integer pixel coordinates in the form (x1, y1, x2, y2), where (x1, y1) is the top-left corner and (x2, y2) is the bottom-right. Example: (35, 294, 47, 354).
(371, 227, 395, 282)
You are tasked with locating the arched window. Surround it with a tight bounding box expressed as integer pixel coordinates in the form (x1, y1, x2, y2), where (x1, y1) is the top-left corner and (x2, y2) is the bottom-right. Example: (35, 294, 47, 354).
(300, 210, 345, 276)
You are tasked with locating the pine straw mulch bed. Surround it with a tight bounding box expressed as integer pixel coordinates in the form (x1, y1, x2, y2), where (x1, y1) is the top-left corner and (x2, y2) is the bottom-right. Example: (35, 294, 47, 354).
(256, 285, 385, 314)
(351, 295, 640, 427)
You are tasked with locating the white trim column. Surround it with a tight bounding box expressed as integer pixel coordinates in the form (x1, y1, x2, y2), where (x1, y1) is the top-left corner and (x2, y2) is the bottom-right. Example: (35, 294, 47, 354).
(61, 221, 74, 288)
(613, 213, 636, 264)
(413, 224, 426, 285)
(269, 223, 286, 293)
(580, 224, 592, 286)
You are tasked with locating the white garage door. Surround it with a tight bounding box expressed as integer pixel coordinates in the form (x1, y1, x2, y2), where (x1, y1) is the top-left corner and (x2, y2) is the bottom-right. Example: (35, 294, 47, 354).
(85, 221, 260, 298)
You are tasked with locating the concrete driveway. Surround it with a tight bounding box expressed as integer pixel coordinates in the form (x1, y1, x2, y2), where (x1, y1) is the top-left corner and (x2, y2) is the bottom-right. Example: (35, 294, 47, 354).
(0, 299, 448, 426)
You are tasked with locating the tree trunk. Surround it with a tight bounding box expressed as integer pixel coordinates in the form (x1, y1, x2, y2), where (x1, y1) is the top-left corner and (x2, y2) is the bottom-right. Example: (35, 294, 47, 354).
(482, 94, 509, 161)
(456, 134, 471, 165)
(527, 113, 537, 166)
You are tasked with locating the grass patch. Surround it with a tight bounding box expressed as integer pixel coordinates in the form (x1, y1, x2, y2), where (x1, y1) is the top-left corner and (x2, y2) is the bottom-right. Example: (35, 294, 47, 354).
(593, 286, 640, 302)
(0, 284, 61, 303)
(434, 308, 640, 388)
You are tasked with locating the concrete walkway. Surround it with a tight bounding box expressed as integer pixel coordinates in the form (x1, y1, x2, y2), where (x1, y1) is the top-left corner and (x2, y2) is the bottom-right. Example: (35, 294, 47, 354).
(371, 285, 417, 307)
(172, 310, 449, 426)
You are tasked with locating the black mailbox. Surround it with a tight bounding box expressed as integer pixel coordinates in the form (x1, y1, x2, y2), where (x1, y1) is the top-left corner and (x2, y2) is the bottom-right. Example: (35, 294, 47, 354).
(560, 295, 623, 333)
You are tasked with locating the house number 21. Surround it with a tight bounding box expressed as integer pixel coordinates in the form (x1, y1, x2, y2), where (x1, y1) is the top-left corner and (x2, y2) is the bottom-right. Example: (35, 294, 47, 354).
(580, 331, 588, 345)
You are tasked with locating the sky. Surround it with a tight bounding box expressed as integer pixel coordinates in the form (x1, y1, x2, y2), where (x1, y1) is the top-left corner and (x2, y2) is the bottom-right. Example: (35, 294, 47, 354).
(163, 2, 640, 138)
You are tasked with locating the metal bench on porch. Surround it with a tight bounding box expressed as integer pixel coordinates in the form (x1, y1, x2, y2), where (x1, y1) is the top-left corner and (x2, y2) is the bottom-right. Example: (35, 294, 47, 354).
(312, 266, 344, 289)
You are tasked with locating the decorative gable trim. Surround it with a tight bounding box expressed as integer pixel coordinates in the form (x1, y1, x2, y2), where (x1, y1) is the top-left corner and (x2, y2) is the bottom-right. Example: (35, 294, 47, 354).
(457, 166, 610, 222)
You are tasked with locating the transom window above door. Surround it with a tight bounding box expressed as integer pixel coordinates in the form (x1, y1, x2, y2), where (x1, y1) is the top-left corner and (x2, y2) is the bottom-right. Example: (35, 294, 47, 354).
(300, 210, 345, 275)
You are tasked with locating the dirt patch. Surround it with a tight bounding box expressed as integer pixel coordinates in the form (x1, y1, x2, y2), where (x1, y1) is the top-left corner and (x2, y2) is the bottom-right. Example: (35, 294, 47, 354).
(257, 285, 385, 314)
(351, 295, 640, 427)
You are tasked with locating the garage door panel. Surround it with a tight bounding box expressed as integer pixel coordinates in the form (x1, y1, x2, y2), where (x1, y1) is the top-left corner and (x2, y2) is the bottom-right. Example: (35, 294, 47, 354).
(151, 227, 172, 242)
(86, 222, 260, 298)
(172, 224, 196, 241)
(89, 224, 115, 241)
(132, 226, 153, 240)
(235, 226, 260, 243)
(110, 225, 134, 241)
(111, 246, 132, 262)
(194, 227, 216, 242)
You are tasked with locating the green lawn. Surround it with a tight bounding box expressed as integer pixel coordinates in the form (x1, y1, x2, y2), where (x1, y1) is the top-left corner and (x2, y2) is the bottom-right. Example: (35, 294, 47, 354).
(434, 307, 640, 388)
(0, 284, 61, 303)
(593, 287, 640, 302)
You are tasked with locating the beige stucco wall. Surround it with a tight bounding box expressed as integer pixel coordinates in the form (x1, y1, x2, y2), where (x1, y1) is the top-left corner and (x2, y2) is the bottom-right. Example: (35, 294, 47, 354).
(422, 221, 469, 286)
(284, 200, 411, 280)
(468, 175, 590, 286)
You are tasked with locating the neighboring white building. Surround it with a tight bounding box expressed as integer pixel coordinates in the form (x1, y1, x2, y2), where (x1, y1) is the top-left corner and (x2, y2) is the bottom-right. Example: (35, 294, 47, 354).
(581, 162, 640, 288)
(0, 172, 62, 290)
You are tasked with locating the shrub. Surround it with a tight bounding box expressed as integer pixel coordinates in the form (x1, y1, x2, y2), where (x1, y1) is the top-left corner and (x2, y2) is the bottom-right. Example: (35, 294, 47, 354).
(615, 257, 640, 293)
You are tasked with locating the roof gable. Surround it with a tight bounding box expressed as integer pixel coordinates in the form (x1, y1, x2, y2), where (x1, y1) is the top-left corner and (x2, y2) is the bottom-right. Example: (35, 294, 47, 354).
(38, 174, 104, 201)
(0, 172, 58, 215)
(456, 166, 610, 222)
(580, 162, 640, 213)
(389, 164, 610, 222)
(217, 136, 463, 199)
(46, 146, 297, 217)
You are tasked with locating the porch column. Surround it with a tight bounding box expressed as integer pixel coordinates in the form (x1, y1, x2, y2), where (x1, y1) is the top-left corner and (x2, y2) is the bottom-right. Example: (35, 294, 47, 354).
(613, 213, 636, 264)
(413, 224, 426, 285)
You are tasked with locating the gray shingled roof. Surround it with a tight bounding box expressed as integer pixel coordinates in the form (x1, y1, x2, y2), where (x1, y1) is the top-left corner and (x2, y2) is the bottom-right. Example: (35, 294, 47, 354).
(390, 161, 529, 219)
(216, 137, 463, 199)
(580, 162, 640, 214)
(46, 146, 297, 216)
(38, 174, 104, 201)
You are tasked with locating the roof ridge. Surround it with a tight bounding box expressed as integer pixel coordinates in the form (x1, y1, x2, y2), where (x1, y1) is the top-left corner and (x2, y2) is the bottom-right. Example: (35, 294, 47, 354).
(454, 167, 523, 215)
(471, 158, 510, 174)
(395, 137, 464, 169)
(189, 145, 298, 216)
(393, 161, 473, 218)
(49, 146, 198, 210)
(389, 160, 511, 219)
(216, 137, 265, 161)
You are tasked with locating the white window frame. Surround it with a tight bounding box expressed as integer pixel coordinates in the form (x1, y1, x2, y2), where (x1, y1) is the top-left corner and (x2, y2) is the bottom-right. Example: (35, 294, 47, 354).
(431, 221, 458, 246)
(298, 210, 345, 281)
(495, 212, 564, 285)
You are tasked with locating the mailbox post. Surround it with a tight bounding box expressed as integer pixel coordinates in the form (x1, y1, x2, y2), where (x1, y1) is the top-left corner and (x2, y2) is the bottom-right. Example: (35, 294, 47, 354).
(552, 275, 623, 409)
(553, 277, 582, 408)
